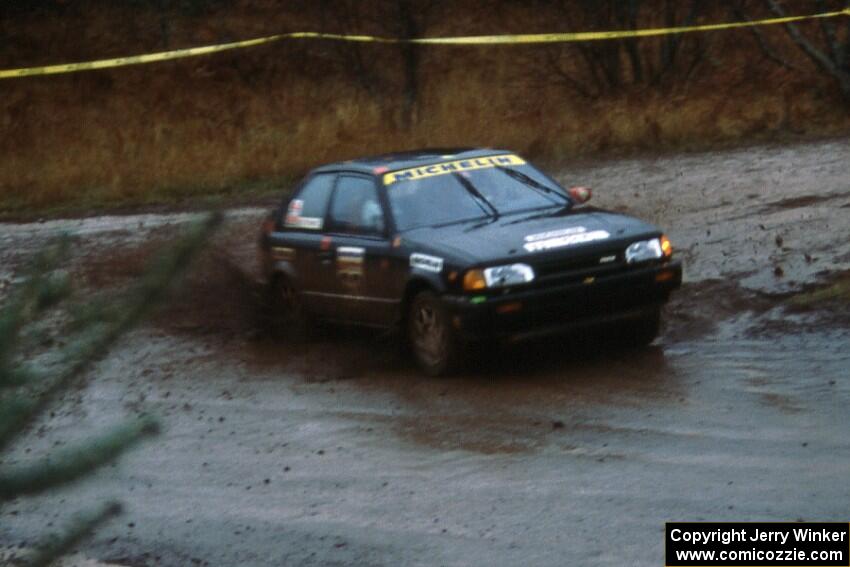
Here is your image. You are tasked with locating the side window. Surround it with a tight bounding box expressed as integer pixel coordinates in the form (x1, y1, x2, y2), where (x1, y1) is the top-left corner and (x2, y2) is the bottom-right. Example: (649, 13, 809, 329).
(283, 173, 335, 230)
(327, 175, 386, 236)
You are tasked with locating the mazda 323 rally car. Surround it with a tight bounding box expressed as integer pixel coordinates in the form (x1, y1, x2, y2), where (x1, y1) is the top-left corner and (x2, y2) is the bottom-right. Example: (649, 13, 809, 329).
(259, 148, 682, 375)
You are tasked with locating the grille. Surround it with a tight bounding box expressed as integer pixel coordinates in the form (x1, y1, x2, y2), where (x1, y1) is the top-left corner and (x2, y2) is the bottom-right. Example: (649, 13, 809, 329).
(496, 280, 661, 335)
(532, 247, 628, 286)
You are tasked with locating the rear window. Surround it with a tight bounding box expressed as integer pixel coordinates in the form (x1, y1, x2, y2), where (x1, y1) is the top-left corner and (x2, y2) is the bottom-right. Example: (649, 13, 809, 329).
(327, 175, 385, 235)
(284, 173, 335, 230)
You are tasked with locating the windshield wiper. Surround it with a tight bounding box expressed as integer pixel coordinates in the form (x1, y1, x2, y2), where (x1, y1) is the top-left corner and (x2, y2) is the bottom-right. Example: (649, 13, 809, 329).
(500, 206, 575, 227)
(463, 214, 501, 232)
(453, 172, 500, 220)
(495, 166, 571, 205)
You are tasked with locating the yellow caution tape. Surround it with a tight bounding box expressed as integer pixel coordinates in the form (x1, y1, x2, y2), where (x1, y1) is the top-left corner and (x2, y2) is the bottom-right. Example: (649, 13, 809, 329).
(1, 8, 848, 80)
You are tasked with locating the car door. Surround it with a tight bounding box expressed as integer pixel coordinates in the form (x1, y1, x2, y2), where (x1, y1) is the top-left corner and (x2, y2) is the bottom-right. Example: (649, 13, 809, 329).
(268, 172, 338, 317)
(322, 173, 399, 326)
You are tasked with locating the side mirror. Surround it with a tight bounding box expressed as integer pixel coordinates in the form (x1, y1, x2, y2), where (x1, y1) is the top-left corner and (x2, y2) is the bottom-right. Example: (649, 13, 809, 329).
(568, 186, 592, 204)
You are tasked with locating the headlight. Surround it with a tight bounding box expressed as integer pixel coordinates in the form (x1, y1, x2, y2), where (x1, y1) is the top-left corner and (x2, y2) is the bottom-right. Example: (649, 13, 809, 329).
(463, 263, 535, 290)
(485, 264, 535, 287)
(625, 235, 672, 264)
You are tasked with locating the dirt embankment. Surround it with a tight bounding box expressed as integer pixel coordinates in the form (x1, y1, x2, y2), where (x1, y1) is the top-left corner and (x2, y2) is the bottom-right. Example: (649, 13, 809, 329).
(0, 140, 848, 567)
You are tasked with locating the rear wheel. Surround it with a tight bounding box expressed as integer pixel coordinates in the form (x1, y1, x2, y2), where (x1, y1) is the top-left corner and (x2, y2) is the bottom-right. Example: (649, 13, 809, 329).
(407, 291, 460, 376)
(269, 275, 311, 340)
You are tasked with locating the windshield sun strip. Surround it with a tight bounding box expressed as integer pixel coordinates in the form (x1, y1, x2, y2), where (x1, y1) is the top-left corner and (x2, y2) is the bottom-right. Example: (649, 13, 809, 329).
(383, 154, 526, 185)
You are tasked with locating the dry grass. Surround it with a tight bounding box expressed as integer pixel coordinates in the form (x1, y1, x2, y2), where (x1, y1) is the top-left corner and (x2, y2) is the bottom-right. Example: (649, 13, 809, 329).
(1, 1, 849, 215)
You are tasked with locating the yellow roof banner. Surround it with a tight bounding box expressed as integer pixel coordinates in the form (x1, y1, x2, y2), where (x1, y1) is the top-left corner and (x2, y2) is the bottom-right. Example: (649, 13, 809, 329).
(383, 154, 526, 185)
(0, 8, 848, 80)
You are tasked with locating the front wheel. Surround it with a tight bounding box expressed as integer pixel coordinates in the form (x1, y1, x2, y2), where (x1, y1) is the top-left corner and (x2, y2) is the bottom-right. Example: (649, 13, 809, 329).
(407, 291, 461, 376)
(624, 307, 661, 347)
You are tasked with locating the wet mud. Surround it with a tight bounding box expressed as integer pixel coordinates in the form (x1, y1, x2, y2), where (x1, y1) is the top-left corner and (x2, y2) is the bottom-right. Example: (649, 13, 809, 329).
(1, 140, 849, 567)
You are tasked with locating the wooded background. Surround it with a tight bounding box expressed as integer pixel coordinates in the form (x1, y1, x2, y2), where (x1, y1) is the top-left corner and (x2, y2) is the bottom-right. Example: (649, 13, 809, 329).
(1, 0, 848, 212)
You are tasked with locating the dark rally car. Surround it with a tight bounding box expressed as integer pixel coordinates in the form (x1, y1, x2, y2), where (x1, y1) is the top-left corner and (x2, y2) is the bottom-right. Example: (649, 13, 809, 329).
(259, 148, 682, 375)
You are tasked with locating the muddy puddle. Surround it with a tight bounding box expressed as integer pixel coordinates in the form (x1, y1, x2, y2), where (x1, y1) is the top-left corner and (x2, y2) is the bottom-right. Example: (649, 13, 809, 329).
(1, 139, 849, 567)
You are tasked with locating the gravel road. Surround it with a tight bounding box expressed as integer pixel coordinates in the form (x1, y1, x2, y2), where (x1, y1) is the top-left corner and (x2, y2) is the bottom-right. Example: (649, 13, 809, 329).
(1, 139, 848, 567)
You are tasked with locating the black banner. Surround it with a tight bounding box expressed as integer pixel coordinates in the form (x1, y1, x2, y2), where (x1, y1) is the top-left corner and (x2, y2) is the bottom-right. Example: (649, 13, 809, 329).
(666, 522, 849, 566)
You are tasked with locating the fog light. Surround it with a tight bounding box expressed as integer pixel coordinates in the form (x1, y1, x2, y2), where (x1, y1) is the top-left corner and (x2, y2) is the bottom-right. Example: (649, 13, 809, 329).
(496, 301, 523, 314)
(463, 269, 487, 291)
(655, 270, 674, 282)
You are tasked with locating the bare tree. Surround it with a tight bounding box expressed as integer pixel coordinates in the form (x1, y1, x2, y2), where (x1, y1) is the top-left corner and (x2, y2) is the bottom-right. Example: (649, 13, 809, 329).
(526, 0, 708, 98)
(315, 0, 443, 127)
(395, 0, 423, 126)
(726, 0, 803, 71)
(763, 0, 850, 101)
(316, 0, 383, 96)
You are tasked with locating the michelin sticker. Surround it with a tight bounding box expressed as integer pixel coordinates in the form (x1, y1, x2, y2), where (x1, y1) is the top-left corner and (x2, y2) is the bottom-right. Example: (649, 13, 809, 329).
(410, 253, 444, 273)
(384, 154, 525, 185)
(523, 226, 610, 253)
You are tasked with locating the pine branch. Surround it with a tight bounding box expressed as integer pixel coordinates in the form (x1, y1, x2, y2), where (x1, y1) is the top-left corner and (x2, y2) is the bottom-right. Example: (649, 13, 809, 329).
(24, 501, 122, 567)
(0, 416, 159, 501)
(0, 395, 39, 448)
(0, 212, 221, 455)
(0, 365, 39, 388)
(0, 239, 72, 388)
(0, 211, 220, 567)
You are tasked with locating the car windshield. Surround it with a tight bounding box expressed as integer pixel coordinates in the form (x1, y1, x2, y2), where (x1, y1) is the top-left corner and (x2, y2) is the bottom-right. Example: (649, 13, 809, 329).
(386, 159, 570, 231)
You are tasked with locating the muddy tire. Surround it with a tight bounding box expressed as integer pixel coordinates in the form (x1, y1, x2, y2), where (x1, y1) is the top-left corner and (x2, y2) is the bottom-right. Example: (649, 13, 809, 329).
(407, 291, 461, 376)
(624, 307, 661, 347)
(268, 275, 311, 340)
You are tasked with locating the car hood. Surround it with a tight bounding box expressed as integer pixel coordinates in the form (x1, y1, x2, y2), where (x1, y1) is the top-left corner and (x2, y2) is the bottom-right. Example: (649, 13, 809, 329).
(402, 207, 661, 266)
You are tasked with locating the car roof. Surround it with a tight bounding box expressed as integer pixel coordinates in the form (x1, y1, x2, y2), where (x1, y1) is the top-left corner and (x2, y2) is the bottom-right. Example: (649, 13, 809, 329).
(311, 148, 516, 176)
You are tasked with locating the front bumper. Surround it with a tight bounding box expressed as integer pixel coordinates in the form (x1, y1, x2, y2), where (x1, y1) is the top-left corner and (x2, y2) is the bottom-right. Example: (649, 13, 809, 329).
(443, 260, 682, 342)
